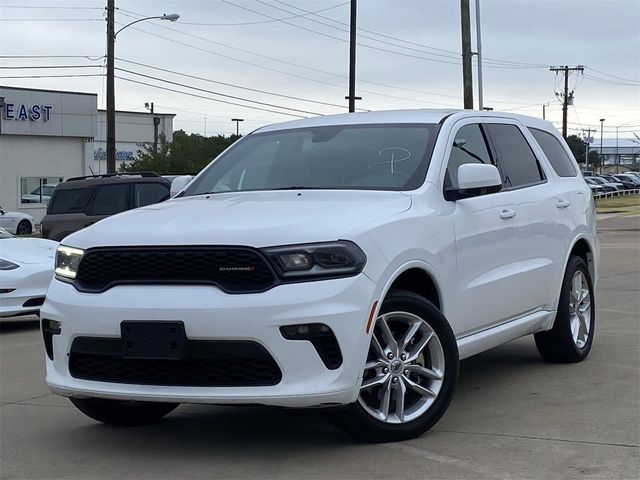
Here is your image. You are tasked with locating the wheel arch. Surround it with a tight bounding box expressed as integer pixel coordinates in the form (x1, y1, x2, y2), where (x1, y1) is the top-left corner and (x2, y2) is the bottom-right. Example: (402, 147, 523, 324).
(566, 235, 596, 287)
(376, 261, 444, 314)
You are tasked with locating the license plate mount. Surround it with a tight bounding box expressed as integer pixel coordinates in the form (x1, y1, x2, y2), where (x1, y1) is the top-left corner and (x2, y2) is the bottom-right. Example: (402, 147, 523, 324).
(121, 321, 187, 359)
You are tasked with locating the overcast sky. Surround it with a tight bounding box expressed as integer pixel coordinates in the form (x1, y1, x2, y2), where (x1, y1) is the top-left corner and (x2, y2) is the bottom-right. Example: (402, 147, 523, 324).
(1, 0, 638, 138)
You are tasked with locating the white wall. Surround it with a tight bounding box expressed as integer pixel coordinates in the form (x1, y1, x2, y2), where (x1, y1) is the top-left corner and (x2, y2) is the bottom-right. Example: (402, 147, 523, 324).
(0, 135, 91, 222)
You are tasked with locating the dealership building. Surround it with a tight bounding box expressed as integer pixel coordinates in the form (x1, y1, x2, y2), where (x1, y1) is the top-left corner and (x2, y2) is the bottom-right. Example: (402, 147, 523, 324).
(0, 86, 174, 223)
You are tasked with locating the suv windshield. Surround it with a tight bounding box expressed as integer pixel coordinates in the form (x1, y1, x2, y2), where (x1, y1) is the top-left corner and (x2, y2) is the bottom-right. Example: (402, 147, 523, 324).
(184, 123, 439, 195)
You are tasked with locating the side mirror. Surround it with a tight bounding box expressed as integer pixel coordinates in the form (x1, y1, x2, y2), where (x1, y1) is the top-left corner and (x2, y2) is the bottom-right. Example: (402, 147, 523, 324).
(170, 175, 193, 197)
(445, 164, 502, 201)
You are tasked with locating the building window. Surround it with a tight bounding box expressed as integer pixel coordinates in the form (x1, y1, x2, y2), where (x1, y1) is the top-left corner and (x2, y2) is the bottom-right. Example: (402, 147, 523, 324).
(20, 177, 63, 205)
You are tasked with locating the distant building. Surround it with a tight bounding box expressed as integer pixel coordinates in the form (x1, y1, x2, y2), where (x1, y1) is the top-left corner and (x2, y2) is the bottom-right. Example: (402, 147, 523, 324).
(0, 86, 174, 222)
(588, 138, 640, 169)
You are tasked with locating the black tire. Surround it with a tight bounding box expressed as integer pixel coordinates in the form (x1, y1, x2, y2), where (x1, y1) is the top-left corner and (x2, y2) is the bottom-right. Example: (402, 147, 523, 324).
(16, 220, 32, 236)
(535, 256, 595, 363)
(331, 290, 459, 442)
(70, 397, 179, 426)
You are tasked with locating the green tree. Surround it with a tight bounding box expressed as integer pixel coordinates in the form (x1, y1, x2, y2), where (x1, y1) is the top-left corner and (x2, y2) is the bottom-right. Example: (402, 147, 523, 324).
(122, 130, 240, 174)
(565, 134, 600, 168)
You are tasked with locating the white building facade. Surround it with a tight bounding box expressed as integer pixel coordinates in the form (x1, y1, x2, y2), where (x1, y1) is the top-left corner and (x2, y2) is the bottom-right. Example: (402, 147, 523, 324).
(0, 86, 174, 223)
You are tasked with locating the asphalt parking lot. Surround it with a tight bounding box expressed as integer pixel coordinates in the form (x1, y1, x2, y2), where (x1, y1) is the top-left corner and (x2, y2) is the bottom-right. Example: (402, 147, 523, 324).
(1, 215, 638, 480)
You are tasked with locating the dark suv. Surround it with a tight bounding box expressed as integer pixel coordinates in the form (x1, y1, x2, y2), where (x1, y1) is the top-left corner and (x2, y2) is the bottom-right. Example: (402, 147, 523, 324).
(41, 172, 170, 241)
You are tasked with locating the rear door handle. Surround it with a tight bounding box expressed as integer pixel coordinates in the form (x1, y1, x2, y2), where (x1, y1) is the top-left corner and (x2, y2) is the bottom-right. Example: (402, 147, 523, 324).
(500, 209, 516, 220)
(556, 199, 571, 209)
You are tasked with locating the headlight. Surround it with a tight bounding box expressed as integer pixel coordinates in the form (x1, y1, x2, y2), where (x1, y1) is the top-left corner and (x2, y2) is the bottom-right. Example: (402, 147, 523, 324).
(262, 241, 366, 280)
(0, 259, 19, 270)
(55, 245, 85, 279)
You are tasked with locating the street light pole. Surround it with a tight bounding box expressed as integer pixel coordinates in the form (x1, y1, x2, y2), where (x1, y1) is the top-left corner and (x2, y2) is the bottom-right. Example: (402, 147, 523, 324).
(599, 118, 605, 174)
(105, 4, 179, 173)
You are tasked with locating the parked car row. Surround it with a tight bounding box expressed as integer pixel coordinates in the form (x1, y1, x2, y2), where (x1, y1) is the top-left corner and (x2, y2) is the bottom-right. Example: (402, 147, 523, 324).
(582, 172, 640, 194)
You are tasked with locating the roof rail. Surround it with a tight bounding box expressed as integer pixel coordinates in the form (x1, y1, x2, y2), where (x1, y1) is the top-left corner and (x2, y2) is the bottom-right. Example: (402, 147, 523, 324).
(65, 171, 160, 182)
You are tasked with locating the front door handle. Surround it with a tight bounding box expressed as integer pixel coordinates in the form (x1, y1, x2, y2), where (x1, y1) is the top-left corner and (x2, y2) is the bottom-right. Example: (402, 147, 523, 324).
(500, 209, 516, 220)
(556, 199, 571, 209)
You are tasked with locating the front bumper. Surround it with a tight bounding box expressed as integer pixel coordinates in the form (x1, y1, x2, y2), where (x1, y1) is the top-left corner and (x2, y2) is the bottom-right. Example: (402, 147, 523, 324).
(0, 267, 52, 318)
(41, 274, 377, 407)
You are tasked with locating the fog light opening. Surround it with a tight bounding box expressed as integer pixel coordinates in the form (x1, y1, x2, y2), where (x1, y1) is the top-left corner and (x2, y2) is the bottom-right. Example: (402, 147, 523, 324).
(42, 319, 62, 360)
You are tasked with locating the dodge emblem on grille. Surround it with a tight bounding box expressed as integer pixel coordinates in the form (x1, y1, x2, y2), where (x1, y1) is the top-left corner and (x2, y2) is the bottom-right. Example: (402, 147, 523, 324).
(218, 266, 256, 272)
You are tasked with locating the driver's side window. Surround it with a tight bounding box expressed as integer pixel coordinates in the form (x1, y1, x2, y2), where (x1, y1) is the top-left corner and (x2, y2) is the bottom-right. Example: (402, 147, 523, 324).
(444, 124, 493, 189)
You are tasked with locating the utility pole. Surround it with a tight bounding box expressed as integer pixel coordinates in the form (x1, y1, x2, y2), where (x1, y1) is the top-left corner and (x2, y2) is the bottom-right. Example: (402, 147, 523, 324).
(474, 0, 483, 110)
(582, 128, 595, 171)
(106, 0, 116, 173)
(542, 103, 546, 120)
(231, 118, 244, 136)
(549, 65, 584, 139)
(460, 0, 473, 109)
(145, 102, 158, 154)
(347, 0, 358, 112)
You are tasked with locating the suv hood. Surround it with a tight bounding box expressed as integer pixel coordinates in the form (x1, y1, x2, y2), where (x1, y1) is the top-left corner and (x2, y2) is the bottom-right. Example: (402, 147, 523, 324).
(64, 190, 412, 249)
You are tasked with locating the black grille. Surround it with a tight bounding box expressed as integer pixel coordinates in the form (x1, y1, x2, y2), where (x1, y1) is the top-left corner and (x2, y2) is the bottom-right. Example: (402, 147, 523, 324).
(74, 246, 277, 293)
(69, 337, 282, 387)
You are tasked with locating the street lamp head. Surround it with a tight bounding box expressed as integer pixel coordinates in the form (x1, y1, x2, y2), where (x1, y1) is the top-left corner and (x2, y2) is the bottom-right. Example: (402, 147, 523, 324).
(600, 118, 605, 122)
(161, 13, 180, 22)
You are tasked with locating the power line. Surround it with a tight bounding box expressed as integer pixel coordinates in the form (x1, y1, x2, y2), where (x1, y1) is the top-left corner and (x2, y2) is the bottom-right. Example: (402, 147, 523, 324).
(116, 57, 360, 110)
(0, 55, 104, 60)
(0, 18, 103, 21)
(583, 74, 640, 87)
(0, 64, 102, 69)
(114, 75, 307, 119)
(0, 73, 104, 79)
(263, 0, 548, 69)
(113, 16, 462, 106)
(114, 66, 325, 116)
(177, 1, 348, 26)
(114, 19, 459, 107)
(586, 67, 640, 84)
(221, 0, 463, 66)
(0, 5, 103, 9)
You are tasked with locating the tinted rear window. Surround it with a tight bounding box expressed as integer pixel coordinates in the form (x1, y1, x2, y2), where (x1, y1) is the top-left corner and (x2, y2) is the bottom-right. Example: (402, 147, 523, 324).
(529, 128, 577, 177)
(486, 124, 545, 188)
(47, 188, 94, 215)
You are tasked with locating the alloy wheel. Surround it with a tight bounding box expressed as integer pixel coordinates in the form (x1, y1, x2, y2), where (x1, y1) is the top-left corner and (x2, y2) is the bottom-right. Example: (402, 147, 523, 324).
(358, 311, 445, 424)
(569, 271, 591, 348)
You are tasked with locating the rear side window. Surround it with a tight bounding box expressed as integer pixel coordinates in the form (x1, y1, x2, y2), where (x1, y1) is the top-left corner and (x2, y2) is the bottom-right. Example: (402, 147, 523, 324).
(47, 188, 94, 215)
(486, 124, 545, 188)
(529, 128, 577, 177)
(444, 124, 493, 189)
(89, 184, 129, 215)
(134, 183, 169, 207)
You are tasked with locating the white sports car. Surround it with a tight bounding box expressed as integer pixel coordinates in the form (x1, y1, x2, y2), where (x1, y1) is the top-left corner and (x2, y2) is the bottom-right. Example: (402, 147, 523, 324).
(0, 228, 57, 318)
(0, 207, 35, 235)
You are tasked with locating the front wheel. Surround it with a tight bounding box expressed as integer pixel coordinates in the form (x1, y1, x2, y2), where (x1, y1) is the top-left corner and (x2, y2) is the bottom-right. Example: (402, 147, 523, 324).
(535, 256, 595, 363)
(331, 290, 459, 442)
(70, 397, 179, 426)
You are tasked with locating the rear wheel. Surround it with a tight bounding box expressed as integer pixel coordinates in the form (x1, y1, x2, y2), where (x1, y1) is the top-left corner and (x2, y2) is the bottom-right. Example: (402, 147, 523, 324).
(535, 256, 595, 363)
(16, 220, 32, 236)
(331, 290, 458, 442)
(70, 397, 179, 426)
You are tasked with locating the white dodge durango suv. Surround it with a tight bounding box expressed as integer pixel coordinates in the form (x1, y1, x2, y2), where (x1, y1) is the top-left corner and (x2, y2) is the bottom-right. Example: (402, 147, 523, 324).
(42, 110, 599, 442)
